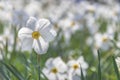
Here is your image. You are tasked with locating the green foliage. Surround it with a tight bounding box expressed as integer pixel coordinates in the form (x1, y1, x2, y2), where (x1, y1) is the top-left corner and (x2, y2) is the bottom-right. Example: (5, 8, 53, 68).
(98, 50, 101, 80)
(0, 16, 120, 80)
(81, 66, 85, 80)
(112, 56, 120, 80)
(0, 61, 25, 80)
(0, 22, 4, 34)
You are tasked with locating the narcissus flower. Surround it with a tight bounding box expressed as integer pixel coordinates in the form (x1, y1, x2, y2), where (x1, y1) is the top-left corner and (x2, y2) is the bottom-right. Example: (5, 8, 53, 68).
(42, 57, 67, 80)
(67, 56, 88, 80)
(18, 17, 56, 54)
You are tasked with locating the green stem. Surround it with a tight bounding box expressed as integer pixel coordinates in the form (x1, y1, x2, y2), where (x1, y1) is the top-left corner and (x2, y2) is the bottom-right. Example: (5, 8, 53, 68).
(5, 38, 8, 58)
(112, 56, 120, 80)
(98, 50, 101, 80)
(80, 64, 85, 80)
(37, 55, 40, 80)
(13, 27, 17, 52)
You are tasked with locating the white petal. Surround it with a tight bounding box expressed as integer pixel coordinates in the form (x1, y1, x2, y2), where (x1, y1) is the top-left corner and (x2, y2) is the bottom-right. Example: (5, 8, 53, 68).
(57, 73, 67, 80)
(36, 19, 51, 31)
(77, 56, 88, 69)
(26, 17, 37, 30)
(72, 75, 80, 80)
(42, 68, 56, 80)
(21, 37, 33, 51)
(40, 29, 57, 42)
(33, 37, 49, 54)
(67, 60, 76, 67)
(75, 69, 81, 75)
(45, 58, 54, 69)
(18, 27, 33, 40)
(53, 57, 67, 73)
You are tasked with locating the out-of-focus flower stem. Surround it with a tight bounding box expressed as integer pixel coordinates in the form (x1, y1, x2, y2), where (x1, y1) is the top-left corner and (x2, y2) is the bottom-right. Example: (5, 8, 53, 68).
(10, 26, 17, 62)
(37, 55, 40, 80)
(13, 26, 17, 52)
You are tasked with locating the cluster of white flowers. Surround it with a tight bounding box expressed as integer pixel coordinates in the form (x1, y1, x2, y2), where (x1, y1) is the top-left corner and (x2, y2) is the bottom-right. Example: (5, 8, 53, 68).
(0, 0, 119, 52)
(42, 56, 88, 80)
(0, 0, 119, 80)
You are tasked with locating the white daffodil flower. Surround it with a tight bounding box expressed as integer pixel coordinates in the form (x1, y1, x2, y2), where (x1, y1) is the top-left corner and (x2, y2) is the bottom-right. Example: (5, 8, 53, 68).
(42, 57, 67, 80)
(67, 56, 88, 80)
(94, 30, 114, 51)
(18, 17, 56, 54)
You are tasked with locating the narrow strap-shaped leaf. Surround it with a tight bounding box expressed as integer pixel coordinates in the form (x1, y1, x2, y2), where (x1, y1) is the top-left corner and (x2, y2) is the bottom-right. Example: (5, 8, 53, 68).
(38, 65, 40, 80)
(112, 56, 120, 80)
(0, 67, 10, 80)
(10, 64, 25, 79)
(1, 62, 25, 80)
(80, 64, 85, 80)
(36, 54, 48, 80)
(26, 74, 32, 80)
(39, 68, 48, 80)
(98, 50, 101, 80)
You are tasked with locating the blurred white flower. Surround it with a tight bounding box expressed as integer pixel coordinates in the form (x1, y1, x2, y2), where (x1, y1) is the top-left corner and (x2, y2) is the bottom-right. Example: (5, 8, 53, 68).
(58, 18, 80, 44)
(85, 15, 99, 35)
(94, 30, 114, 51)
(67, 56, 88, 80)
(42, 57, 67, 80)
(0, 1, 12, 22)
(12, 10, 29, 28)
(18, 17, 56, 54)
(25, 1, 41, 17)
(0, 26, 14, 52)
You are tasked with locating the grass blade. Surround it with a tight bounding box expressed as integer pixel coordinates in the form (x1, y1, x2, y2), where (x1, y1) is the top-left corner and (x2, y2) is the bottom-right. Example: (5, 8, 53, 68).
(1, 61, 25, 80)
(0, 67, 10, 80)
(26, 74, 32, 80)
(80, 64, 85, 80)
(98, 50, 101, 80)
(112, 56, 120, 80)
(40, 69, 48, 80)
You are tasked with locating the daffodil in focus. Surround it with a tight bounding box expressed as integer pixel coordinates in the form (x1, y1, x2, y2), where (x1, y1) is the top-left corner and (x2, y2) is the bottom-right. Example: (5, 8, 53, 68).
(18, 17, 56, 54)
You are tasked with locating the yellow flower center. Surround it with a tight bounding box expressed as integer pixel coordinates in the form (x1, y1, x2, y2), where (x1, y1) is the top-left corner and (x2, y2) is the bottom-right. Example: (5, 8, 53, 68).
(73, 64, 79, 70)
(32, 31, 40, 39)
(54, 23, 58, 29)
(88, 9, 95, 13)
(102, 37, 108, 42)
(51, 67, 58, 74)
(113, 11, 118, 16)
(71, 21, 75, 27)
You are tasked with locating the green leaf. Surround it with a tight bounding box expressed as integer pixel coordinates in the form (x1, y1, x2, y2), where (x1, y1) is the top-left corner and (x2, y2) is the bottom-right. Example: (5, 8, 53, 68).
(0, 22, 4, 34)
(98, 50, 101, 80)
(112, 56, 120, 80)
(0, 67, 10, 80)
(36, 54, 48, 80)
(40, 69, 48, 80)
(26, 74, 32, 80)
(80, 65, 85, 80)
(1, 61, 25, 80)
